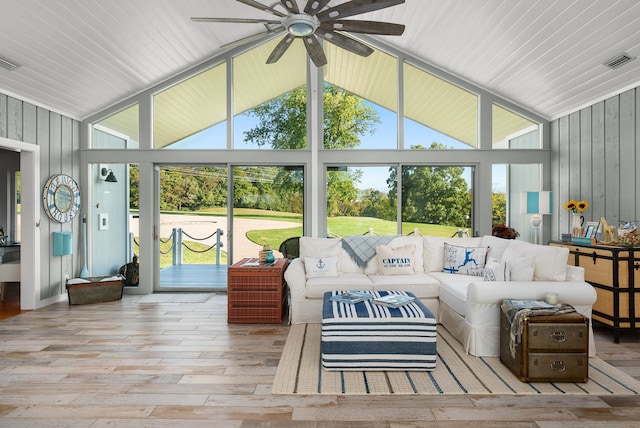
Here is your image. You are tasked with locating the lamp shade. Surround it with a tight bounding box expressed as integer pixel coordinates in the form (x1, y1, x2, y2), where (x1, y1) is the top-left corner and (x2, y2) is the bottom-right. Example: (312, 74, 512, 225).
(521, 191, 552, 215)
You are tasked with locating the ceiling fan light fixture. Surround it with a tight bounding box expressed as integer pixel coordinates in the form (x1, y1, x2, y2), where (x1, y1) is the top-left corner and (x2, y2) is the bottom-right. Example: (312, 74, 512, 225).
(286, 14, 318, 37)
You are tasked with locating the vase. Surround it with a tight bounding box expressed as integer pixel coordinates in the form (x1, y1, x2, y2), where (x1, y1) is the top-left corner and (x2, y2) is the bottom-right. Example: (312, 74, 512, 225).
(265, 250, 275, 265)
(571, 213, 584, 237)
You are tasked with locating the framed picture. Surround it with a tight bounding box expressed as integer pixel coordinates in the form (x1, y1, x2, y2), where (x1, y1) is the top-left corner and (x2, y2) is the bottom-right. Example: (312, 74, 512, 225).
(584, 221, 600, 238)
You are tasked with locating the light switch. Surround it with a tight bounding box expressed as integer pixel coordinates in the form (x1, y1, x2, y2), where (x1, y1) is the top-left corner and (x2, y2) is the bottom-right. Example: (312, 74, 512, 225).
(98, 213, 109, 231)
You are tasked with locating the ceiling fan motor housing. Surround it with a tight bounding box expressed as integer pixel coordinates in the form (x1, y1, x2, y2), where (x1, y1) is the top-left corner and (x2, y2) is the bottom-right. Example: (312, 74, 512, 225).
(285, 13, 319, 37)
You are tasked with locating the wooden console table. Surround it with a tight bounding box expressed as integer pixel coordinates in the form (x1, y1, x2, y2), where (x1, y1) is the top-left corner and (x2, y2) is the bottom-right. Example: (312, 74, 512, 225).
(227, 258, 288, 324)
(550, 241, 639, 342)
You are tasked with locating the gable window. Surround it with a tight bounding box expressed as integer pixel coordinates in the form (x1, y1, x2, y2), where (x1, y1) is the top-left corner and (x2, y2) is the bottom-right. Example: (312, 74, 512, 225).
(323, 44, 397, 149)
(492, 104, 540, 149)
(233, 37, 307, 149)
(92, 104, 139, 149)
(403, 62, 478, 149)
(154, 63, 227, 149)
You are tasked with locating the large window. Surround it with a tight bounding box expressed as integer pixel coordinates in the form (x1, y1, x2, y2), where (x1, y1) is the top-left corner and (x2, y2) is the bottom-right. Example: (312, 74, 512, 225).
(399, 165, 472, 236)
(86, 27, 549, 252)
(326, 164, 472, 238)
(326, 166, 397, 236)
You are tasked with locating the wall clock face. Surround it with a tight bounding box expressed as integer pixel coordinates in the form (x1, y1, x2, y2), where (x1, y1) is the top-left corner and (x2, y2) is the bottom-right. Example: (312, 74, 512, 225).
(43, 174, 81, 223)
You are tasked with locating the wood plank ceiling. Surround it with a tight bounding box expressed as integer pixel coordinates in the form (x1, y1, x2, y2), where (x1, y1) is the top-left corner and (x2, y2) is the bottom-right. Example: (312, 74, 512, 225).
(0, 0, 639, 121)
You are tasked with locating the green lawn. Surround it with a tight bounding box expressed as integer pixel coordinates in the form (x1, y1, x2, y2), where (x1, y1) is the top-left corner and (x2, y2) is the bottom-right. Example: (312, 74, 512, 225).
(144, 209, 461, 265)
(246, 215, 460, 253)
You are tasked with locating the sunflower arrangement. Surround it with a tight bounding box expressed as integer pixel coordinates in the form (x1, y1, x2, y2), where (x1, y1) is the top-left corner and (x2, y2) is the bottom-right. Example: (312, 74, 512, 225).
(564, 199, 589, 213)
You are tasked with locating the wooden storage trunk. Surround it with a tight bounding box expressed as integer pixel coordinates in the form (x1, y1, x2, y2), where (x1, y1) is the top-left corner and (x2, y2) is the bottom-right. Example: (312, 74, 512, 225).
(227, 258, 288, 323)
(66, 276, 125, 305)
(500, 310, 589, 382)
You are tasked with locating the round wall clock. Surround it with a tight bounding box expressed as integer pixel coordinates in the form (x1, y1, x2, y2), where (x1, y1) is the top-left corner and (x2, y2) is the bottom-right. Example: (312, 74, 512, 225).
(42, 174, 81, 223)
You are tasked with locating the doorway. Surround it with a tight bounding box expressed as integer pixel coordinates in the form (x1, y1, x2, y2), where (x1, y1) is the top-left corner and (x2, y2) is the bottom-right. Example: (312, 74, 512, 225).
(155, 165, 228, 291)
(153, 164, 304, 291)
(0, 138, 40, 310)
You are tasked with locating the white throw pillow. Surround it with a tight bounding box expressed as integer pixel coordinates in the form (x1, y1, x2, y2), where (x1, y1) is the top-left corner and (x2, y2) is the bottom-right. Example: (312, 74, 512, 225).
(365, 236, 424, 274)
(442, 243, 489, 276)
(483, 257, 510, 281)
(304, 256, 339, 278)
(505, 240, 569, 281)
(375, 244, 415, 275)
(505, 255, 535, 281)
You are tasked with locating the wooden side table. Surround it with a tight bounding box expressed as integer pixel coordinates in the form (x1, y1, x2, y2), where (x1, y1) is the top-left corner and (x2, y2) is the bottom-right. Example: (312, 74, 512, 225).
(227, 258, 288, 324)
(550, 240, 639, 342)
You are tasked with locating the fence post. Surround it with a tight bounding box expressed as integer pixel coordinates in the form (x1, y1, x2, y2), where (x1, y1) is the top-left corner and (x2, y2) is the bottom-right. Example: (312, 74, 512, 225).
(216, 228, 222, 265)
(177, 228, 183, 264)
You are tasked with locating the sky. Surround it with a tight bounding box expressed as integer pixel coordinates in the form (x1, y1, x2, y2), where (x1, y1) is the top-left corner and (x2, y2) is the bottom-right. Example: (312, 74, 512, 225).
(169, 100, 507, 193)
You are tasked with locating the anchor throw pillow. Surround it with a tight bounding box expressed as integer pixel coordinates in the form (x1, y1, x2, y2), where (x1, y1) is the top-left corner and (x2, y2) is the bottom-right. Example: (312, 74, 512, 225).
(304, 256, 339, 279)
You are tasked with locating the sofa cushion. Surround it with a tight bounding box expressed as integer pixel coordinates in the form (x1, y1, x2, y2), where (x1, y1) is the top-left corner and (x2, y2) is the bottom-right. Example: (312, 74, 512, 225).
(423, 236, 483, 272)
(504, 240, 569, 281)
(368, 273, 440, 299)
(429, 271, 477, 317)
(300, 237, 341, 259)
(365, 236, 424, 274)
(480, 235, 512, 260)
(374, 244, 415, 275)
(304, 256, 339, 278)
(305, 273, 373, 298)
(483, 257, 510, 281)
(504, 255, 535, 281)
(442, 243, 488, 276)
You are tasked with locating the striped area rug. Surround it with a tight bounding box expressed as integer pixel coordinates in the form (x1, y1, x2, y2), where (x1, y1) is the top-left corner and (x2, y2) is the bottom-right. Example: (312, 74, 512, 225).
(272, 324, 640, 395)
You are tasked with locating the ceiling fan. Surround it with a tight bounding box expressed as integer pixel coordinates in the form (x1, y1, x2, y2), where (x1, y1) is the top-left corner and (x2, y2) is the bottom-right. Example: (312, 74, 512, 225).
(192, 0, 406, 67)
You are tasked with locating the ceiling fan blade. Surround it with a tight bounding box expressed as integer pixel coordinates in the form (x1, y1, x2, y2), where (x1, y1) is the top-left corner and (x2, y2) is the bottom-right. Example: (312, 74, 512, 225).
(303, 34, 328, 67)
(191, 17, 282, 25)
(304, 0, 332, 15)
(236, 0, 287, 18)
(222, 27, 285, 50)
(316, 28, 374, 57)
(317, 0, 405, 21)
(279, 0, 299, 14)
(266, 34, 296, 64)
(320, 20, 405, 35)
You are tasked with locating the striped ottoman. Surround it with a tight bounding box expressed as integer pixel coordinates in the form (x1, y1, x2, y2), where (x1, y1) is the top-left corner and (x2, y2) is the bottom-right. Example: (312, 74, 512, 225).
(321, 290, 437, 371)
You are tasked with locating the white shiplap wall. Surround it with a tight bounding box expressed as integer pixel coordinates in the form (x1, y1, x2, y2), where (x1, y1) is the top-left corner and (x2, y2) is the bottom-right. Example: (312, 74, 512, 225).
(0, 92, 81, 302)
(550, 86, 640, 238)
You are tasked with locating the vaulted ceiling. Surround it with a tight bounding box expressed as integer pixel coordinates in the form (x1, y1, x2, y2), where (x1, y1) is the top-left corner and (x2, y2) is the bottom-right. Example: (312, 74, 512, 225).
(1, 0, 639, 121)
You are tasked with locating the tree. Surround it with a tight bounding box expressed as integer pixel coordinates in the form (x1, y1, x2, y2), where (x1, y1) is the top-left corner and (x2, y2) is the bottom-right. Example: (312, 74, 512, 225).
(358, 188, 395, 221)
(492, 192, 507, 225)
(243, 85, 380, 214)
(244, 85, 380, 150)
(388, 143, 470, 227)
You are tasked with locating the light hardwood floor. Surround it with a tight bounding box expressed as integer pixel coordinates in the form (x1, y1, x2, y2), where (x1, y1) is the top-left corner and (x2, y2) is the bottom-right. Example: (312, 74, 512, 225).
(1, 292, 639, 427)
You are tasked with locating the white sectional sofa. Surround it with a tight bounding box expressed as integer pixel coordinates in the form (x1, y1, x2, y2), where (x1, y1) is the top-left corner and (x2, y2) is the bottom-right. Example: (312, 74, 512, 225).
(284, 234, 598, 357)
